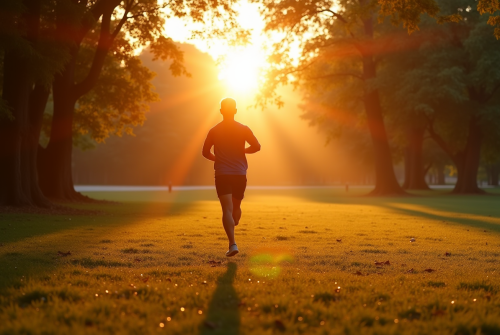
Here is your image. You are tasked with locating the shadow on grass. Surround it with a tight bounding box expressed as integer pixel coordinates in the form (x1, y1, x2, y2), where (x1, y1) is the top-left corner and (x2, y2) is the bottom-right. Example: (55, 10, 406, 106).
(0, 201, 195, 292)
(200, 262, 240, 335)
(381, 203, 500, 233)
(0, 201, 193, 245)
(289, 188, 500, 233)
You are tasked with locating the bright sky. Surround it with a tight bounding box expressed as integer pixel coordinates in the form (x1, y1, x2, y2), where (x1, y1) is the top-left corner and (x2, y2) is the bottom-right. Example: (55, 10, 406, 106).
(163, 1, 268, 97)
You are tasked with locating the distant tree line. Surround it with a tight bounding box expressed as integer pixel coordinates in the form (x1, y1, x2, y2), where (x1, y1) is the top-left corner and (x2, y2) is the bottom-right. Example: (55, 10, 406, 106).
(255, 0, 500, 195)
(0, 0, 245, 206)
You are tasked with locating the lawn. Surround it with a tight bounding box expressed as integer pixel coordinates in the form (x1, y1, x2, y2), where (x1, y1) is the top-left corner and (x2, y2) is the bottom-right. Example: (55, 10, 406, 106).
(0, 188, 499, 335)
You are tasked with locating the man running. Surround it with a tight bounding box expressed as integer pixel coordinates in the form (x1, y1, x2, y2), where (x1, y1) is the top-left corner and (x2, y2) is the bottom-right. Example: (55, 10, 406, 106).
(202, 98, 261, 257)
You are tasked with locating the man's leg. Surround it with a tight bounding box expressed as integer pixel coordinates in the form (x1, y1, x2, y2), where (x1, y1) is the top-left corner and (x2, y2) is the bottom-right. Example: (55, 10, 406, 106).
(232, 197, 242, 226)
(219, 194, 236, 247)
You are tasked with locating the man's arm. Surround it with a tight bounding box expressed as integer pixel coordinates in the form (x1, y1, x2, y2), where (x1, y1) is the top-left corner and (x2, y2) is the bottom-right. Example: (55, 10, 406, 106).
(244, 127, 261, 154)
(202, 131, 216, 161)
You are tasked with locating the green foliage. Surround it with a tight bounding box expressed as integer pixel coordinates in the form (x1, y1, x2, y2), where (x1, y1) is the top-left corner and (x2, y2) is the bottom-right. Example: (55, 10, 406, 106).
(377, 0, 500, 38)
(0, 0, 71, 92)
(73, 37, 158, 144)
(382, 0, 500, 159)
(378, 0, 440, 32)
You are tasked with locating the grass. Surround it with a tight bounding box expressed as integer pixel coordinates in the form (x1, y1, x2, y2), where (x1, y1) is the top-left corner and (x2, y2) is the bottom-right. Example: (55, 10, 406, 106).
(0, 187, 499, 334)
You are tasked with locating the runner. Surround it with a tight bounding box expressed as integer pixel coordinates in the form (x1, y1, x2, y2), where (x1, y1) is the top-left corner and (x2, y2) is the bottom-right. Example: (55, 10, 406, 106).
(202, 98, 261, 256)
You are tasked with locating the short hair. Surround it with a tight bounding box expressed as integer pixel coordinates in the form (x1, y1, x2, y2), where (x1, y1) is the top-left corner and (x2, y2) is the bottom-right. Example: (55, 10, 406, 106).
(220, 97, 237, 110)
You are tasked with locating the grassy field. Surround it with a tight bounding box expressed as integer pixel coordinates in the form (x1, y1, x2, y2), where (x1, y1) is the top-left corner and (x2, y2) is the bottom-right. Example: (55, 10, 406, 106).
(0, 188, 499, 334)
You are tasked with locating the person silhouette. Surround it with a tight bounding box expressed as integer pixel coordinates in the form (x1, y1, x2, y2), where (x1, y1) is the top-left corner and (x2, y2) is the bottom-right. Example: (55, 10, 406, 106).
(202, 98, 261, 256)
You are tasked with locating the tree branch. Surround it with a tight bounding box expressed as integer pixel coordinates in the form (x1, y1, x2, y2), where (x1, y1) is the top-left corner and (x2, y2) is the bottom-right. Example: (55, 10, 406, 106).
(424, 114, 457, 164)
(73, 5, 115, 98)
(316, 8, 356, 39)
(75, 0, 109, 44)
(316, 9, 348, 24)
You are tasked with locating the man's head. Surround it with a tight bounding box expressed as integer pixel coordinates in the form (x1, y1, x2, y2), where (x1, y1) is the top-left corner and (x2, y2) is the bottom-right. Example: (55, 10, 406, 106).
(220, 97, 237, 117)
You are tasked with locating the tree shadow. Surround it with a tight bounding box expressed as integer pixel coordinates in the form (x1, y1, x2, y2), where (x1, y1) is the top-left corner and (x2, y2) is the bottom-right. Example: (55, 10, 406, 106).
(199, 262, 240, 335)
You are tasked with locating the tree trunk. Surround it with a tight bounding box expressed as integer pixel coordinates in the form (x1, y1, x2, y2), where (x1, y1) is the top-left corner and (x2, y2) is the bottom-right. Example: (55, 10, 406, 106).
(38, 62, 85, 201)
(0, 51, 33, 205)
(37, 4, 115, 202)
(403, 127, 430, 190)
(361, 17, 406, 196)
(0, 0, 51, 207)
(27, 84, 52, 207)
(452, 116, 484, 194)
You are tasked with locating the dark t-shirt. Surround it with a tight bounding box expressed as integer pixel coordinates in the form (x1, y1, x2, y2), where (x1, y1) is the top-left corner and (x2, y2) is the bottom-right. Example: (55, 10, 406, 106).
(203, 121, 259, 176)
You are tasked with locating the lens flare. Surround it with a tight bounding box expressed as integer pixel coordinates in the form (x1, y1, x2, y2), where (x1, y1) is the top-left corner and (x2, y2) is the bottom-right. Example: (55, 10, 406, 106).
(249, 249, 294, 278)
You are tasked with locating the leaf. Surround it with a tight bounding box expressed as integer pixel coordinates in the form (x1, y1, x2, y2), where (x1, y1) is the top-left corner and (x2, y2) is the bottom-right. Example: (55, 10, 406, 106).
(336, 239, 342, 242)
(406, 268, 414, 273)
(424, 269, 436, 273)
(353, 271, 364, 276)
(166, 278, 172, 283)
(142, 277, 149, 283)
(274, 319, 286, 331)
(57, 251, 71, 257)
(445, 252, 451, 257)
(134, 258, 141, 262)
(374, 260, 390, 266)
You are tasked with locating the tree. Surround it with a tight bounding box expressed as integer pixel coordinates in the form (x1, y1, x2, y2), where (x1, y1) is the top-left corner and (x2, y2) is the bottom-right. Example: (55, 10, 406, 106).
(0, 0, 68, 206)
(255, 0, 407, 195)
(1, 0, 247, 205)
(383, 0, 500, 194)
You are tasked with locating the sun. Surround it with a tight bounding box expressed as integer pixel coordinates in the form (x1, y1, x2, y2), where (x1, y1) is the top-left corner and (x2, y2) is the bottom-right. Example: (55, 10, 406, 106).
(218, 47, 264, 94)
(162, 0, 268, 96)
